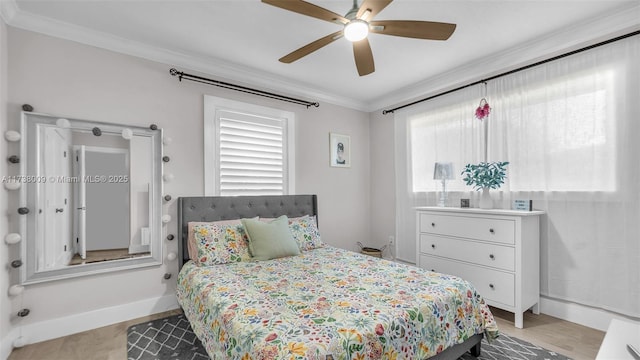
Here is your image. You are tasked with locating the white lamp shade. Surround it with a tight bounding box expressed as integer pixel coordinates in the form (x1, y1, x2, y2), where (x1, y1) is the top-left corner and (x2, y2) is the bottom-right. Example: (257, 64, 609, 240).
(162, 215, 171, 224)
(433, 162, 455, 180)
(4, 181, 21, 191)
(5, 233, 22, 245)
(5, 131, 21, 142)
(8, 285, 24, 296)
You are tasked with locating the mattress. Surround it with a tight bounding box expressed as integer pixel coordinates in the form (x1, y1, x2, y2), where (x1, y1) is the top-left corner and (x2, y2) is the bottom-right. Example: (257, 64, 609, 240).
(177, 246, 499, 359)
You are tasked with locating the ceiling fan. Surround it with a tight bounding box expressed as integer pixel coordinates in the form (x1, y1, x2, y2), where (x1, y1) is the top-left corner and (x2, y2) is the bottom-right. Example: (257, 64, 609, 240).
(262, 0, 457, 76)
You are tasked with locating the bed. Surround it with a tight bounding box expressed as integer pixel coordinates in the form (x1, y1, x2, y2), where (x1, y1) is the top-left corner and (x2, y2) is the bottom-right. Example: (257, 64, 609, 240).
(176, 195, 498, 359)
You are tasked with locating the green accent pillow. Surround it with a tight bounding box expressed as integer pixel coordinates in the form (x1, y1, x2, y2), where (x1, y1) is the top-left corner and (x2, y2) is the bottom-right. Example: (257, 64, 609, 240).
(241, 215, 301, 261)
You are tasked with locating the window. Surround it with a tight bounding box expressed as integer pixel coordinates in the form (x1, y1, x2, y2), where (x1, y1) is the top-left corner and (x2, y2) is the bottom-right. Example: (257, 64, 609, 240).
(409, 100, 484, 192)
(491, 69, 615, 192)
(204, 96, 295, 196)
(408, 68, 616, 193)
(404, 86, 485, 193)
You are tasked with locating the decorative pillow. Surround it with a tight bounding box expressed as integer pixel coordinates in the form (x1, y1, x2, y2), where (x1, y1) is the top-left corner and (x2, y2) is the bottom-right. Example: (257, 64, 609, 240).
(188, 219, 245, 261)
(241, 215, 300, 261)
(189, 221, 252, 265)
(288, 215, 324, 251)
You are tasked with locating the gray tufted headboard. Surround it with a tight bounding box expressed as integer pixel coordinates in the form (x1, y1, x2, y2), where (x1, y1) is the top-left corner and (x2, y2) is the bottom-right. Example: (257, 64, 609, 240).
(177, 195, 318, 269)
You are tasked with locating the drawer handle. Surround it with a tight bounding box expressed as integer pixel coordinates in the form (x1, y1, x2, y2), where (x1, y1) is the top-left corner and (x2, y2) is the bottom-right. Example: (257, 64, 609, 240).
(489, 228, 495, 234)
(431, 222, 435, 227)
(431, 244, 436, 249)
(489, 283, 495, 290)
(489, 254, 495, 260)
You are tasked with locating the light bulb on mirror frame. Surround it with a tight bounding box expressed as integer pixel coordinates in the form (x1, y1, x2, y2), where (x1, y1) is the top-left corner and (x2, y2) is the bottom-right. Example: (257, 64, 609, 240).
(5, 233, 22, 245)
(4, 181, 21, 191)
(121, 128, 133, 140)
(56, 118, 70, 128)
(5, 131, 21, 142)
(8, 285, 24, 296)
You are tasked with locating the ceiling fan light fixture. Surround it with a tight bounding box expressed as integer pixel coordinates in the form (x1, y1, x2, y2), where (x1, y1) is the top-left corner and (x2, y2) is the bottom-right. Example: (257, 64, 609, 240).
(263, 0, 457, 76)
(344, 19, 369, 42)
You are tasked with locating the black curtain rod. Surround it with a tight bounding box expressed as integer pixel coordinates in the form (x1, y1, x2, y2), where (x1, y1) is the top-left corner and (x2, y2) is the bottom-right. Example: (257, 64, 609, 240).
(169, 68, 320, 109)
(383, 29, 640, 115)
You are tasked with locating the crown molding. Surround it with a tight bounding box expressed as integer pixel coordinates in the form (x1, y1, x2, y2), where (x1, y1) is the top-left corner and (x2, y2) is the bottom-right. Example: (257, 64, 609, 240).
(370, 2, 640, 114)
(0, 0, 369, 112)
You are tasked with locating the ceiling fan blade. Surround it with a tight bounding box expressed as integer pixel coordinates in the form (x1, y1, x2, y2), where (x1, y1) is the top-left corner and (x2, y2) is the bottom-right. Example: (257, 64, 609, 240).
(262, 0, 347, 24)
(353, 38, 375, 76)
(357, 0, 393, 20)
(279, 31, 343, 63)
(370, 20, 456, 40)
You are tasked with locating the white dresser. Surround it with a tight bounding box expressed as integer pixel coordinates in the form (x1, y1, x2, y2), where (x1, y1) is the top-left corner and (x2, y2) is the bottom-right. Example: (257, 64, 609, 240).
(416, 207, 544, 328)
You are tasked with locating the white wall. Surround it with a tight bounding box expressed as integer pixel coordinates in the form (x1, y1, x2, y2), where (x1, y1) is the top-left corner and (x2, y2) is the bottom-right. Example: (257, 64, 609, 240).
(2, 26, 371, 350)
(368, 110, 396, 256)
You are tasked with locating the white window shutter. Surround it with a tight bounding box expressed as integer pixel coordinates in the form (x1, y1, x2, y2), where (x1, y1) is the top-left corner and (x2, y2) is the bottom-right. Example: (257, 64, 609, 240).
(217, 110, 287, 196)
(204, 95, 295, 196)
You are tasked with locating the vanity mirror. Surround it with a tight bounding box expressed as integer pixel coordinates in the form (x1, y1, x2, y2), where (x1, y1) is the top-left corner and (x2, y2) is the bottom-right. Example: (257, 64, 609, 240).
(18, 112, 163, 284)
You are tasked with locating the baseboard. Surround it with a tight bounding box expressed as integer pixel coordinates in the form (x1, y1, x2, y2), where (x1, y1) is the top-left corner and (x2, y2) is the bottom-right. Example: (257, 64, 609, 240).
(2, 294, 179, 357)
(1, 328, 18, 360)
(540, 295, 639, 332)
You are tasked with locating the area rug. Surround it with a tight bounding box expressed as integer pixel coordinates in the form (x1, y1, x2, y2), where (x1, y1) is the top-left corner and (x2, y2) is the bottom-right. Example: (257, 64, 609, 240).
(127, 314, 571, 360)
(127, 314, 209, 360)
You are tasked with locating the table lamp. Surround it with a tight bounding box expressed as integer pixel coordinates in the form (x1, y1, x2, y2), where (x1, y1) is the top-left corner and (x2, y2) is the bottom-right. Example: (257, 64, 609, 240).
(433, 162, 455, 207)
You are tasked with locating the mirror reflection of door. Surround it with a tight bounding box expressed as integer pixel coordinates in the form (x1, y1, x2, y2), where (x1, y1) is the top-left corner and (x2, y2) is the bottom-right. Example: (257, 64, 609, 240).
(73, 146, 130, 263)
(129, 135, 151, 255)
(75, 146, 87, 260)
(39, 127, 73, 270)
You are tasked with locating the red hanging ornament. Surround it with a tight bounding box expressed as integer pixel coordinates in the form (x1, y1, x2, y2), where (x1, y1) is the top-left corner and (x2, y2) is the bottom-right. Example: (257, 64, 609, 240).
(475, 98, 491, 120)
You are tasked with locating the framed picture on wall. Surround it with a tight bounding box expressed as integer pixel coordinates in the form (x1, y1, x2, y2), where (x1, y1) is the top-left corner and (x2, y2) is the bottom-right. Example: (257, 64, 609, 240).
(329, 133, 350, 168)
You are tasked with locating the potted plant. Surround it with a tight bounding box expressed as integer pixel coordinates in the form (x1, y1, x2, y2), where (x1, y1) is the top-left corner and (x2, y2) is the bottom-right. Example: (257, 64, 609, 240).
(461, 161, 509, 209)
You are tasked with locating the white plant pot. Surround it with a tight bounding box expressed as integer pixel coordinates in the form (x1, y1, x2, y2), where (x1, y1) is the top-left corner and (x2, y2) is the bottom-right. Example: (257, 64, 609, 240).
(479, 187, 492, 209)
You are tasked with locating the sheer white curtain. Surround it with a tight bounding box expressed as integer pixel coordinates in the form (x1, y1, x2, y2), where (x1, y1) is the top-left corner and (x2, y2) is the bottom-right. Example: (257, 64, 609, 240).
(488, 36, 640, 317)
(395, 35, 640, 317)
(394, 86, 484, 262)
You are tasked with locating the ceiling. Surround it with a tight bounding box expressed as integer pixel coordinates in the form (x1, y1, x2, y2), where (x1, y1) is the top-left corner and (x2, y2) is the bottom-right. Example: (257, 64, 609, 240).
(1, 0, 639, 111)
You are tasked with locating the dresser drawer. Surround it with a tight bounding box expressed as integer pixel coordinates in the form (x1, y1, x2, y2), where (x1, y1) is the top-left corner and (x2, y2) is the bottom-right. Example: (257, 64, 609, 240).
(420, 255, 515, 307)
(419, 213, 515, 245)
(420, 234, 515, 271)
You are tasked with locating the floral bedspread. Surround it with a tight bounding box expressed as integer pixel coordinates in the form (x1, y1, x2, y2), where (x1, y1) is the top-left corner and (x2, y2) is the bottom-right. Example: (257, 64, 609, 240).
(177, 246, 499, 360)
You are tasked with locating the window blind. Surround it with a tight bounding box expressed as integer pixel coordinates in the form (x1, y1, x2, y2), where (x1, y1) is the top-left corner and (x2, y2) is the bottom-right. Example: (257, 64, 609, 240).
(217, 110, 287, 196)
